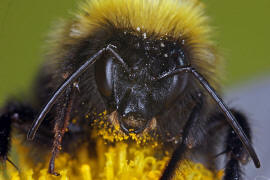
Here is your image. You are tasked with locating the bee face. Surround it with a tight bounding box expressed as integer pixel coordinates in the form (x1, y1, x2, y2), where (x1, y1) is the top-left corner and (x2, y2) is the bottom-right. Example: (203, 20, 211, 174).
(95, 31, 189, 133)
(0, 0, 261, 178)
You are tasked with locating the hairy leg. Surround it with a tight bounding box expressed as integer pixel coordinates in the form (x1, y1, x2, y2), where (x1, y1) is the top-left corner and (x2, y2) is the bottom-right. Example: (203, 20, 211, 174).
(223, 110, 251, 180)
(0, 101, 36, 169)
(48, 86, 75, 175)
(208, 109, 253, 180)
(160, 99, 204, 180)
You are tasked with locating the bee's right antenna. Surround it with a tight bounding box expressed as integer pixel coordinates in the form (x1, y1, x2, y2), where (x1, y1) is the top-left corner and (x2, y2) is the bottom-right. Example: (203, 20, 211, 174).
(189, 67, 261, 168)
(27, 44, 128, 140)
(155, 66, 261, 168)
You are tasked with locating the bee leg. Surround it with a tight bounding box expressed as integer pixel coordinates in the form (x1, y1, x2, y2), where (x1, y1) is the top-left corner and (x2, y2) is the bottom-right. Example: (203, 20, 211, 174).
(160, 102, 203, 180)
(0, 109, 12, 168)
(223, 110, 251, 180)
(48, 86, 75, 176)
(0, 101, 36, 169)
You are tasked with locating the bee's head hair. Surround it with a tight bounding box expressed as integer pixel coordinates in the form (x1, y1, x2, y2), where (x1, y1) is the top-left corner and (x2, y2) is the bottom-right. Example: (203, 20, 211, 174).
(66, 0, 223, 88)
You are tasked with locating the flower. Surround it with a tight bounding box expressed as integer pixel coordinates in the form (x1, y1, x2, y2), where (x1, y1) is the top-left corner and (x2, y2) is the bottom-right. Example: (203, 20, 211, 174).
(1, 137, 223, 180)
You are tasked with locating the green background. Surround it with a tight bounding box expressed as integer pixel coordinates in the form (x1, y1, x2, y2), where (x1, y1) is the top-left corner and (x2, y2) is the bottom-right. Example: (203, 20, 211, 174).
(0, 0, 270, 105)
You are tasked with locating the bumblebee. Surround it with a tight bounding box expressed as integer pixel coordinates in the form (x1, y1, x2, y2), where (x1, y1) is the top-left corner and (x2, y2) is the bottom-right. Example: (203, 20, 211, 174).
(0, 0, 260, 179)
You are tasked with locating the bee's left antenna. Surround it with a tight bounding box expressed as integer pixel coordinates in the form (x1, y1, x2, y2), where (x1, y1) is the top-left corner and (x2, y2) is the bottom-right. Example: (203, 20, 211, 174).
(154, 66, 261, 169)
(189, 68, 260, 168)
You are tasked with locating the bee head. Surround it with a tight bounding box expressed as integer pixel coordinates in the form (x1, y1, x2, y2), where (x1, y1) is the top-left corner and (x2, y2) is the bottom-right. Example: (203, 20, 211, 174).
(95, 32, 190, 134)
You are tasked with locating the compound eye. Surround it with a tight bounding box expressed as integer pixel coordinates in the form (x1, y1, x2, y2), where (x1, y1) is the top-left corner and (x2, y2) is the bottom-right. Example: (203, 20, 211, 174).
(157, 48, 189, 107)
(95, 56, 114, 97)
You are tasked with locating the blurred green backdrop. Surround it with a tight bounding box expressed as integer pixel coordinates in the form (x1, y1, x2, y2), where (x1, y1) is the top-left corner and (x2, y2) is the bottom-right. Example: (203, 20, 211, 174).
(0, 0, 270, 105)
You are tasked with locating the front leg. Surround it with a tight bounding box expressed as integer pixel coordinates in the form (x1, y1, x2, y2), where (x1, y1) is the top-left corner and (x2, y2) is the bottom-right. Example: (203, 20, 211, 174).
(160, 100, 204, 180)
(0, 108, 12, 167)
(223, 110, 252, 180)
(48, 86, 75, 175)
(0, 101, 36, 170)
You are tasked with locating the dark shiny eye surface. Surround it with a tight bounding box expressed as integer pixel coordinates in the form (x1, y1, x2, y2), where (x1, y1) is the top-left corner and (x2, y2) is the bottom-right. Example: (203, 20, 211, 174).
(163, 48, 189, 107)
(167, 73, 189, 106)
(149, 44, 189, 108)
(95, 56, 114, 97)
(151, 69, 189, 108)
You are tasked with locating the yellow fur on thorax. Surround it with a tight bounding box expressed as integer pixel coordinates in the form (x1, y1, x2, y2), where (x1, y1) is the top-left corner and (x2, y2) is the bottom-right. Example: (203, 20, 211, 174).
(77, 0, 210, 42)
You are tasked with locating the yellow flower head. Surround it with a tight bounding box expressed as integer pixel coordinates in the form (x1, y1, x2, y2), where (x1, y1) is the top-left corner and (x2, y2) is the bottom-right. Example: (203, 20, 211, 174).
(1, 134, 223, 180)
